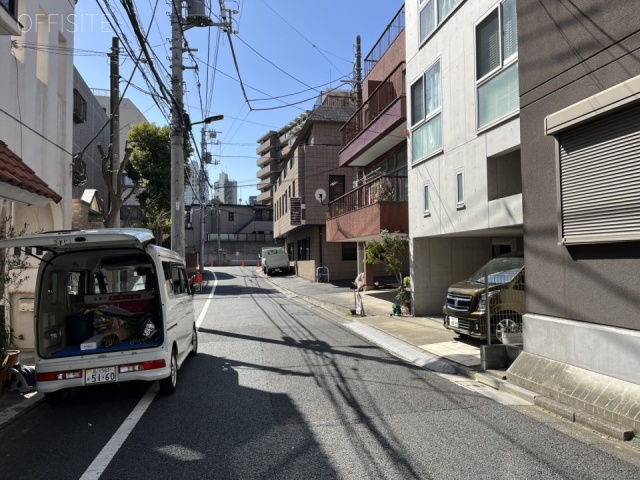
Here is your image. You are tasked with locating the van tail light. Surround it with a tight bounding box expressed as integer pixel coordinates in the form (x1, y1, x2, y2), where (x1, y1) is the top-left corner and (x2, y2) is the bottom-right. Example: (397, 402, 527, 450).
(119, 359, 166, 373)
(37, 370, 83, 382)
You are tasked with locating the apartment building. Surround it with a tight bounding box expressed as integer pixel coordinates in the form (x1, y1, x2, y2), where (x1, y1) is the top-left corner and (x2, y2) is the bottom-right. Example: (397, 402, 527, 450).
(508, 0, 640, 431)
(272, 91, 357, 282)
(406, 0, 523, 315)
(256, 116, 308, 206)
(326, 5, 409, 288)
(0, 0, 76, 347)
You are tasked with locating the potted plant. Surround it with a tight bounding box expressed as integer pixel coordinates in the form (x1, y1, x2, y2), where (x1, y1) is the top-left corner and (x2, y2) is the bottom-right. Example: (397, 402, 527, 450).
(395, 287, 412, 315)
(364, 230, 410, 316)
(0, 320, 22, 369)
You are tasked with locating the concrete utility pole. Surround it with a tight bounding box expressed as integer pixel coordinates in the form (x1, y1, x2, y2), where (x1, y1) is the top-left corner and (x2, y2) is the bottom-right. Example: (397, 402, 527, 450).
(355, 35, 363, 109)
(170, 0, 236, 258)
(109, 36, 121, 227)
(200, 127, 207, 271)
(170, 1, 186, 257)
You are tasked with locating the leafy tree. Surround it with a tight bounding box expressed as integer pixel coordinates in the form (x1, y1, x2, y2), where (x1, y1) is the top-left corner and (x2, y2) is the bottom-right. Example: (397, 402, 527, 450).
(125, 122, 192, 246)
(364, 229, 409, 289)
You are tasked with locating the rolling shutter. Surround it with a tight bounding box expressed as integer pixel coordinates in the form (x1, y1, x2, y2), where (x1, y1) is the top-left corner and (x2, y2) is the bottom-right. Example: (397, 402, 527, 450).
(558, 105, 640, 244)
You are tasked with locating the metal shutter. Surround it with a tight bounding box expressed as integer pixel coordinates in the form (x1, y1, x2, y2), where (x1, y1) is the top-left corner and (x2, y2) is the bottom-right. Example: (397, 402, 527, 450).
(559, 105, 640, 244)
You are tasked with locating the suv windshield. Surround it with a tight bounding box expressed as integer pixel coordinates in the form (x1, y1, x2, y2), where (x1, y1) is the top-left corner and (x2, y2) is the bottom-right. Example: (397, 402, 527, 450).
(467, 255, 524, 285)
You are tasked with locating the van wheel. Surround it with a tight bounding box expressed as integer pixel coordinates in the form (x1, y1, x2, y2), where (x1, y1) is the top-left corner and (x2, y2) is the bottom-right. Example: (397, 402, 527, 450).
(45, 389, 71, 406)
(159, 351, 177, 394)
(494, 313, 522, 343)
(189, 324, 198, 357)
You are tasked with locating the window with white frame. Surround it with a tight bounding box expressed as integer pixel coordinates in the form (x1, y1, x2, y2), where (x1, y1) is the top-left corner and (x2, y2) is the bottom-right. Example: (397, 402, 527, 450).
(423, 183, 430, 216)
(411, 59, 442, 163)
(419, 0, 464, 44)
(476, 0, 519, 129)
(456, 170, 464, 207)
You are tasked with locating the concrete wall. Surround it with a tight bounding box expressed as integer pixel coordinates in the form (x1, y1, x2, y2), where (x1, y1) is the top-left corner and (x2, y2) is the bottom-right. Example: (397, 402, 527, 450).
(517, 0, 640, 385)
(518, 0, 640, 332)
(411, 236, 494, 315)
(1, 1, 76, 349)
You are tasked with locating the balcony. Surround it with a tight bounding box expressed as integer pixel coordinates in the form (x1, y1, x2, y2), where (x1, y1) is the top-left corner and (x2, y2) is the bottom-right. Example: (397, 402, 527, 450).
(257, 162, 282, 179)
(256, 135, 281, 155)
(339, 63, 406, 168)
(256, 149, 281, 167)
(257, 189, 273, 203)
(364, 5, 405, 77)
(326, 175, 408, 242)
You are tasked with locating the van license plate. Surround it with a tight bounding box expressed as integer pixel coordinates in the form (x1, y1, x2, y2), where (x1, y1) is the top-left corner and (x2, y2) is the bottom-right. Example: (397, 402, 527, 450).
(85, 367, 117, 384)
(449, 316, 459, 328)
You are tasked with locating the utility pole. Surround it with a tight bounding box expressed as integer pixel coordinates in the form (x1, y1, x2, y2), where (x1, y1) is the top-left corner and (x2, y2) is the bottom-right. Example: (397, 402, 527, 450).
(199, 127, 207, 271)
(170, 1, 186, 257)
(109, 36, 121, 227)
(355, 35, 363, 109)
(170, 0, 236, 258)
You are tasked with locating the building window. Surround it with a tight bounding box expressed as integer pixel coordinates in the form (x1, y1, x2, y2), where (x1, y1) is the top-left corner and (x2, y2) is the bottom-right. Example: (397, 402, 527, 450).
(73, 89, 87, 124)
(0, 0, 17, 18)
(423, 183, 430, 216)
(419, 0, 463, 44)
(329, 175, 345, 201)
(298, 238, 310, 261)
(476, 0, 519, 130)
(411, 59, 442, 163)
(456, 170, 464, 207)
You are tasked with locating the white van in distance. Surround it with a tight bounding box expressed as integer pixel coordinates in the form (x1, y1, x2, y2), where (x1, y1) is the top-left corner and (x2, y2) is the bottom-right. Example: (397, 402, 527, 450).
(0, 229, 198, 404)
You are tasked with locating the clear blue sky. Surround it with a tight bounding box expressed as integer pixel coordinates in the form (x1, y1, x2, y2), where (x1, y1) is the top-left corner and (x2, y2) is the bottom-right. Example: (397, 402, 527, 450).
(74, 1, 403, 201)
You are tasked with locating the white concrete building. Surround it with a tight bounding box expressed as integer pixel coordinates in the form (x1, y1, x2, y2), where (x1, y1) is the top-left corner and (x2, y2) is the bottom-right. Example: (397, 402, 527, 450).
(214, 172, 237, 205)
(0, 0, 76, 347)
(405, 0, 523, 315)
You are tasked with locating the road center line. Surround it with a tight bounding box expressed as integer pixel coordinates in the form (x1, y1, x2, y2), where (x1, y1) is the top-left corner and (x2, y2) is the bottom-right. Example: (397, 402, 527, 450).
(80, 385, 158, 480)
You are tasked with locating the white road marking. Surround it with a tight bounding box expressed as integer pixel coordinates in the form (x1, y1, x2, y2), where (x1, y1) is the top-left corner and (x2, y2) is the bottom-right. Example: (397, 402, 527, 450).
(196, 272, 216, 328)
(80, 385, 159, 480)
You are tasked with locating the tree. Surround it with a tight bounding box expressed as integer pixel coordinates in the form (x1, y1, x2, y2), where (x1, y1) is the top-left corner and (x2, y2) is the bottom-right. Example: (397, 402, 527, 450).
(364, 229, 409, 288)
(125, 122, 192, 246)
(97, 144, 135, 228)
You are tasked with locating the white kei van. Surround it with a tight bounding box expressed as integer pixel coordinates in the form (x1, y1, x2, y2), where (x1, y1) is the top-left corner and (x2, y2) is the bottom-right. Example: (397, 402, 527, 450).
(0, 229, 198, 404)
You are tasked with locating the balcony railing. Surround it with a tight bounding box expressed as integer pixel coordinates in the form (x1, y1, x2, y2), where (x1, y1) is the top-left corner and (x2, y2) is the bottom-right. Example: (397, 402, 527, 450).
(341, 62, 405, 148)
(328, 175, 408, 219)
(364, 5, 405, 77)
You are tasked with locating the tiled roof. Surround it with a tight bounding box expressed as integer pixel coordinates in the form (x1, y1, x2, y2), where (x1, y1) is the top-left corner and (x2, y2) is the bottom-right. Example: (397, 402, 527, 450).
(0, 140, 62, 204)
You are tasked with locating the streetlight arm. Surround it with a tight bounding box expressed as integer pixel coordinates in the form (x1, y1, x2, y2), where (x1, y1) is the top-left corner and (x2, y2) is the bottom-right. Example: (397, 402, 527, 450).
(190, 114, 224, 127)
